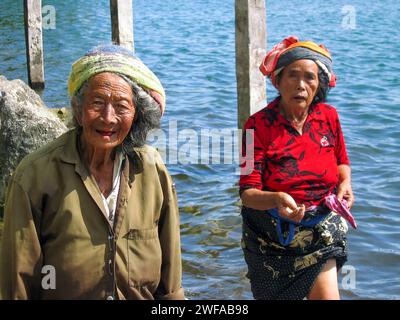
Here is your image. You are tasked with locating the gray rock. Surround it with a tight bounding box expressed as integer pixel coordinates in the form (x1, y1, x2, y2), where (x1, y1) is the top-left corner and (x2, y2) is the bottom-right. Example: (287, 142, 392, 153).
(0, 76, 68, 209)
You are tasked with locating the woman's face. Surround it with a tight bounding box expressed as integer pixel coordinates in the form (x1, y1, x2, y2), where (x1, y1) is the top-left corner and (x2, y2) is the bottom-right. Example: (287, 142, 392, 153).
(277, 59, 319, 110)
(77, 72, 135, 151)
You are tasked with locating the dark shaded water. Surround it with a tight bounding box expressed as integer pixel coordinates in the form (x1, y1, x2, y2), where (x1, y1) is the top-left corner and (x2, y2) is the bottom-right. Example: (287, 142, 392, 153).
(1, 0, 399, 299)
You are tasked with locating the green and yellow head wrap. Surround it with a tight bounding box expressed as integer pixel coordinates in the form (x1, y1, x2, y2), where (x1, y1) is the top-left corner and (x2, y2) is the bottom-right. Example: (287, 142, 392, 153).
(68, 45, 166, 114)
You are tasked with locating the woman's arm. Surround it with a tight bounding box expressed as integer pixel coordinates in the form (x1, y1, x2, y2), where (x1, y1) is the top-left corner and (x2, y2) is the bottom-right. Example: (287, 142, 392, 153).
(241, 189, 305, 223)
(337, 164, 354, 208)
(154, 159, 185, 300)
(333, 109, 354, 209)
(0, 179, 43, 299)
(239, 115, 305, 223)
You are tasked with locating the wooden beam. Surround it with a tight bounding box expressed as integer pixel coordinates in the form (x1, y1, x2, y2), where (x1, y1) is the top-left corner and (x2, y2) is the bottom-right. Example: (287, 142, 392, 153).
(110, 0, 134, 51)
(235, 0, 266, 129)
(24, 0, 45, 89)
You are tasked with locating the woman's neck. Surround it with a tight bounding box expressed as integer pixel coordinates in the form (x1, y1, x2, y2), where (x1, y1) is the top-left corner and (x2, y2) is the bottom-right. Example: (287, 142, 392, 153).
(80, 135, 114, 172)
(278, 101, 308, 123)
(278, 100, 309, 134)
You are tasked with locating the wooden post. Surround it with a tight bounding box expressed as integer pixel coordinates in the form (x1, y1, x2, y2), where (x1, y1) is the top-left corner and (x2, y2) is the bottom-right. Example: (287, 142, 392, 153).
(235, 0, 267, 129)
(24, 0, 45, 89)
(110, 0, 134, 52)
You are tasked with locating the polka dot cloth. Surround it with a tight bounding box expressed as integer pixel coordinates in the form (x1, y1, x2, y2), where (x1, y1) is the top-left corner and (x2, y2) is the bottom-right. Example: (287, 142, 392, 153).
(241, 207, 348, 300)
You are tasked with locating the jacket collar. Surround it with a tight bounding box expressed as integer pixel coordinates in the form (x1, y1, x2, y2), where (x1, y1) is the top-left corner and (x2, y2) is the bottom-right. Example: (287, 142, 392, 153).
(59, 128, 81, 165)
(59, 128, 87, 178)
(59, 128, 148, 188)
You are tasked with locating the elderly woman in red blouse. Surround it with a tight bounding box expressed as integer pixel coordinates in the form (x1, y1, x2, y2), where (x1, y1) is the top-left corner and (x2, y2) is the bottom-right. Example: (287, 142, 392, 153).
(239, 36, 356, 300)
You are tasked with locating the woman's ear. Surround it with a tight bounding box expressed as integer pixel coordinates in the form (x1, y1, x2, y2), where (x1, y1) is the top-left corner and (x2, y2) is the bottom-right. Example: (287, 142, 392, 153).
(71, 98, 83, 126)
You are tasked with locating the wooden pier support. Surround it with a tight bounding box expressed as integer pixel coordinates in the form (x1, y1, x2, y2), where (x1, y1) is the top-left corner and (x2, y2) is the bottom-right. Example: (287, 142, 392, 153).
(235, 0, 267, 129)
(24, 0, 45, 89)
(110, 0, 134, 51)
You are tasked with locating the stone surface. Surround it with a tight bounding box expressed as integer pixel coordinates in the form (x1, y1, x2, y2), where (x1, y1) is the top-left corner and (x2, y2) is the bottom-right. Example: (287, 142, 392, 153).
(50, 107, 74, 128)
(0, 76, 67, 209)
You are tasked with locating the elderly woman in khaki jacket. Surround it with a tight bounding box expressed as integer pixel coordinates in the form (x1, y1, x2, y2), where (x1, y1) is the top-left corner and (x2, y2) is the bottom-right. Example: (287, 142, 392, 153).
(0, 45, 184, 300)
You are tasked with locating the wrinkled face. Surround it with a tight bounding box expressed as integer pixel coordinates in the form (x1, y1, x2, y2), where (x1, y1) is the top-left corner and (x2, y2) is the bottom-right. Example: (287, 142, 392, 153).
(277, 59, 319, 110)
(77, 72, 135, 150)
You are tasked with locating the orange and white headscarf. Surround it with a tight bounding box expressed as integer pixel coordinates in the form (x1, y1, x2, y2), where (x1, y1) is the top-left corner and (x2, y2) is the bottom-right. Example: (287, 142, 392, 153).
(260, 36, 336, 88)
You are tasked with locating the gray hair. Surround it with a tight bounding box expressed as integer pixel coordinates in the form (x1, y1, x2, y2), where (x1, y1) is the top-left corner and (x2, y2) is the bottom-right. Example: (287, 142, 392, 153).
(70, 73, 161, 154)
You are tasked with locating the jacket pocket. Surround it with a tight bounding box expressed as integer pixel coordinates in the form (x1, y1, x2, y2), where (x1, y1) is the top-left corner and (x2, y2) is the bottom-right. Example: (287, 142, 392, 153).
(127, 228, 158, 240)
(126, 226, 162, 289)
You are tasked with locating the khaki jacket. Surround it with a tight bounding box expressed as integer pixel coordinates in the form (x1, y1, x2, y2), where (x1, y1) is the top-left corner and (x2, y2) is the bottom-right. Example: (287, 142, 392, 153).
(0, 129, 184, 300)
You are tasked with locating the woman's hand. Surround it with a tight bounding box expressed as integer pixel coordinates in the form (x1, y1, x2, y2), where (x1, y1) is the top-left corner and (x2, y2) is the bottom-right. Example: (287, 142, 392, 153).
(240, 189, 305, 222)
(275, 192, 305, 223)
(337, 180, 355, 209)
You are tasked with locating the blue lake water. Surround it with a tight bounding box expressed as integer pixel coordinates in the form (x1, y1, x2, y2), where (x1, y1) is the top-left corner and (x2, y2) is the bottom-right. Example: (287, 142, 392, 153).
(1, 0, 399, 299)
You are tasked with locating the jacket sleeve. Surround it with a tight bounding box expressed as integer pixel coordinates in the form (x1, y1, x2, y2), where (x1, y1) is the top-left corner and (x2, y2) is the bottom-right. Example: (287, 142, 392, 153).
(0, 179, 43, 300)
(154, 160, 185, 300)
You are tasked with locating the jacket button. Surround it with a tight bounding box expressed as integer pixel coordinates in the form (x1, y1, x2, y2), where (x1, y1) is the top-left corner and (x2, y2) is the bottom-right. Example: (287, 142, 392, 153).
(106, 295, 114, 300)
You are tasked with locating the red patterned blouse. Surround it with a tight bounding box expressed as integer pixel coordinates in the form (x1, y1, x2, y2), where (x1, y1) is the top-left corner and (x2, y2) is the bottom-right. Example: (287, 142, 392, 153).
(239, 98, 350, 207)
